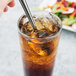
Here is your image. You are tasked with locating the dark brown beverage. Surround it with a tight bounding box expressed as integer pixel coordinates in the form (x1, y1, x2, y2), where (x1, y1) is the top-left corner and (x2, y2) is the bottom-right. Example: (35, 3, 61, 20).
(18, 12, 62, 76)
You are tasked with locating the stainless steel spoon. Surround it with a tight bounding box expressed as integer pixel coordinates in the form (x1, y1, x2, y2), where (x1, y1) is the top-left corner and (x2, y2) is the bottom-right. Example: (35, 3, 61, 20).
(19, 0, 36, 29)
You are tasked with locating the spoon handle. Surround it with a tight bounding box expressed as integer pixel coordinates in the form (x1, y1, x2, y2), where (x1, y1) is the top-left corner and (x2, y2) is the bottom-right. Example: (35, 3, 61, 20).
(19, 0, 35, 28)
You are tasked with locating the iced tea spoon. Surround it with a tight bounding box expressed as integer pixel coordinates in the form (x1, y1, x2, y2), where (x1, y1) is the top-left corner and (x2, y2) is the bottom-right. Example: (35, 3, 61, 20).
(19, 0, 36, 29)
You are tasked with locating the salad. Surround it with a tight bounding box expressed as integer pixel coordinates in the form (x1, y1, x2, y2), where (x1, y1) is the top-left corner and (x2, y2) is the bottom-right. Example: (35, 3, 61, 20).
(38, 0, 76, 31)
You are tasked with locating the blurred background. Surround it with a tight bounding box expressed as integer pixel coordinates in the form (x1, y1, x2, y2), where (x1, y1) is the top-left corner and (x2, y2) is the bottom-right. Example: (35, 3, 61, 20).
(0, 0, 76, 76)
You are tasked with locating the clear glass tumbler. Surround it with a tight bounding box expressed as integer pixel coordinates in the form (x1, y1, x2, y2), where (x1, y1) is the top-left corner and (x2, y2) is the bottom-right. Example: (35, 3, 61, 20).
(18, 11, 62, 76)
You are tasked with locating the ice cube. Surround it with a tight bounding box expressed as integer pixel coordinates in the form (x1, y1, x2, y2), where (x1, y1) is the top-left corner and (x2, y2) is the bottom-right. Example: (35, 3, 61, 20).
(21, 26, 27, 34)
(19, 16, 26, 29)
(25, 22, 34, 32)
(36, 29, 50, 38)
(21, 23, 34, 36)
(39, 17, 59, 32)
(20, 16, 26, 25)
(35, 18, 45, 30)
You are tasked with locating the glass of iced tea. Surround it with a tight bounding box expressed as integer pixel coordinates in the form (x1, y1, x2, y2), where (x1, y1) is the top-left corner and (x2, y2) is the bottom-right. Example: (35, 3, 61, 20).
(18, 11, 62, 76)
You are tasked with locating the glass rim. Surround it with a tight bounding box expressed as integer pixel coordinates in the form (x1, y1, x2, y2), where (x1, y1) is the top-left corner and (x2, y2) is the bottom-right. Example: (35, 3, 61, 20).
(17, 11, 63, 40)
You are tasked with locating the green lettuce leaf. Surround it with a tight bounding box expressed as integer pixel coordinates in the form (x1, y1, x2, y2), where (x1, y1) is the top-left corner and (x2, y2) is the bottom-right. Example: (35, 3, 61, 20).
(62, 17, 76, 25)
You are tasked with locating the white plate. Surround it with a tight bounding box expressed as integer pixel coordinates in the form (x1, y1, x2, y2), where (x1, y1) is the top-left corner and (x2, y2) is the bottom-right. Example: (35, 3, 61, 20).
(63, 25, 76, 32)
(39, 0, 76, 32)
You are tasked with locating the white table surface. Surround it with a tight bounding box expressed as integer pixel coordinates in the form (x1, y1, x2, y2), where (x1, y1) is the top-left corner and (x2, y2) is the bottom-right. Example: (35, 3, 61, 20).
(0, 0, 76, 76)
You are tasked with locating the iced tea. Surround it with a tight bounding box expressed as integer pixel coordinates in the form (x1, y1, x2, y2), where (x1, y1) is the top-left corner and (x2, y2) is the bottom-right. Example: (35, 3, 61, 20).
(18, 12, 62, 76)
